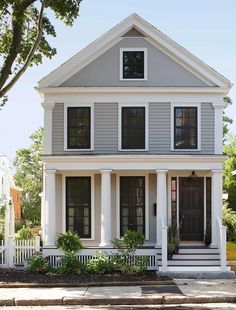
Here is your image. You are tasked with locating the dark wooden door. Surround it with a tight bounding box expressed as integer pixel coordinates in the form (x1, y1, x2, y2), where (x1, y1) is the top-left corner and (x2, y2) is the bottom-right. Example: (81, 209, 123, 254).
(179, 177, 204, 241)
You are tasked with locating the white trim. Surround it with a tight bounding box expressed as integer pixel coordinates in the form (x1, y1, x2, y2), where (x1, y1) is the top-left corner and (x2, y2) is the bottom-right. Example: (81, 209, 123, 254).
(64, 102, 94, 151)
(41, 101, 55, 154)
(116, 172, 149, 240)
(118, 102, 149, 151)
(38, 14, 231, 89)
(170, 102, 201, 152)
(61, 172, 95, 241)
(212, 101, 224, 154)
(119, 47, 147, 81)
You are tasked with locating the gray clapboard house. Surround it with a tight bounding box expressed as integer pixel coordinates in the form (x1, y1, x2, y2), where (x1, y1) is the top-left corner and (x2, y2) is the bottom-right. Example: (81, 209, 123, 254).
(37, 14, 232, 273)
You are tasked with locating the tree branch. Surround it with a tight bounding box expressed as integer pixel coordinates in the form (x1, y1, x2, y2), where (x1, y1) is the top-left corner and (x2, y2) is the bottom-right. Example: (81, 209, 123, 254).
(0, 3, 44, 98)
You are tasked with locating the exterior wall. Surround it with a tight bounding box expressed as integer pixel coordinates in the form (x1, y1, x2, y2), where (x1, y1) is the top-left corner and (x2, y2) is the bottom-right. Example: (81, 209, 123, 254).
(51, 102, 215, 155)
(10, 187, 21, 220)
(0, 156, 12, 207)
(60, 38, 208, 87)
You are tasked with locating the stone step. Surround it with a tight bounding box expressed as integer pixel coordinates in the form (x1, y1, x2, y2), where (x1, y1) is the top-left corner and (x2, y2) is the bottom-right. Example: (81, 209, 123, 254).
(159, 266, 231, 272)
(167, 259, 220, 266)
(178, 248, 219, 254)
(172, 254, 221, 260)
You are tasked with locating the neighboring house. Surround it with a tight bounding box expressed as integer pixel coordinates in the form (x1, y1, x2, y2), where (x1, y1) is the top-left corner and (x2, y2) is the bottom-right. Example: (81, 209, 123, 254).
(37, 14, 233, 273)
(0, 155, 22, 222)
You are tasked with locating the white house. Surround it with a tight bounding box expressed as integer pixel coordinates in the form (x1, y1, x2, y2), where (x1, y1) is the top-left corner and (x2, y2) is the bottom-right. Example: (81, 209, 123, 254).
(37, 14, 233, 274)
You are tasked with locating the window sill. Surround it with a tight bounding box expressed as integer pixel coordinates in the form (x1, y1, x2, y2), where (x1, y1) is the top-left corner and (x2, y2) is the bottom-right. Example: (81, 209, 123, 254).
(118, 149, 149, 152)
(64, 148, 94, 151)
(120, 78, 147, 81)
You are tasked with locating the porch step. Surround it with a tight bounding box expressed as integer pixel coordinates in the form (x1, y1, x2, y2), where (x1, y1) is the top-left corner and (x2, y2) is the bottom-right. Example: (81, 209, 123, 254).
(167, 259, 220, 266)
(178, 248, 219, 254)
(179, 242, 205, 247)
(172, 254, 220, 260)
(159, 266, 232, 272)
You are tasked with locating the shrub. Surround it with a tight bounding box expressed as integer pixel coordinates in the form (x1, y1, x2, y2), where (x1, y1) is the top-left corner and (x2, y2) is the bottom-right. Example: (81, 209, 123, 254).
(27, 253, 51, 274)
(56, 231, 83, 254)
(112, 230, 147, 274)
(0, 231, 4, 241)
(57, 253, 82, 274)
(223, 205, 236, 241)
(16, 226, 32, 240)
(168, 225, 179, 257)
(87, 251, 116, 274)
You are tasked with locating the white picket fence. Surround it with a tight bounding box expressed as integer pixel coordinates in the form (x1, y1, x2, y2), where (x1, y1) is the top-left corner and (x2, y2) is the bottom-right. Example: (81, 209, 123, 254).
(0, 237, 40, 268)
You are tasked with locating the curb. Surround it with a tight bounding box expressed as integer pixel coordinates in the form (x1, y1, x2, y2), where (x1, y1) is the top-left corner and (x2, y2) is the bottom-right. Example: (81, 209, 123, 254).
(0, 280, 173, 288)
(1, 296, 235, 306)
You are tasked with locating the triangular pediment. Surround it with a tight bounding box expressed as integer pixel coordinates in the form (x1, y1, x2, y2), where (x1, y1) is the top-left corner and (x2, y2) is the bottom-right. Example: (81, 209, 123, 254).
(38, 14, 231, 89)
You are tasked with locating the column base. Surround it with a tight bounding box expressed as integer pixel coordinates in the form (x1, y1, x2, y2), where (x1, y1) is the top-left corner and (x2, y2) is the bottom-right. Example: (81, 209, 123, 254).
(99, 242, 113, 248)
(155, 244, 161, 249)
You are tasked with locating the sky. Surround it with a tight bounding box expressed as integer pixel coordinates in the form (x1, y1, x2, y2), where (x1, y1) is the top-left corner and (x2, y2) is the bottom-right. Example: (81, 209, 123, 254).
(0, 0, 236, 166)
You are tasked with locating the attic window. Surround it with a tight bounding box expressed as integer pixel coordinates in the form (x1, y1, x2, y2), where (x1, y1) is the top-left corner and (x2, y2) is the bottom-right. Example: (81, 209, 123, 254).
(120, 48, 147, 80)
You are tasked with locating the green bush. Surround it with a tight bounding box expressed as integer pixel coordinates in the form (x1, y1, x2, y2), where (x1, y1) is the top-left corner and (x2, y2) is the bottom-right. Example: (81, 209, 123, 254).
(56, 231, 83, 254)
(56, 253, 82, 274)
(223, 205, 236, 241)
(16, 226, 32, 240)
(0, 231, 4, 241)
(168, 225, 179, 257)
(112, 230, 147, 274)
(86, 251, 116, 274)
(27, 253, 51, 274)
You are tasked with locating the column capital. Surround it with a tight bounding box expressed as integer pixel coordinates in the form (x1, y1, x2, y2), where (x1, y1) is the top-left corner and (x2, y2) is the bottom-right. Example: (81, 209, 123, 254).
(156, 169, 168, 174)
(45, 169, 57, 175)
(41, 101, 55, 110)
(212, 101, 225, 110)
(100, 169, 112, 174)
(211, 169, 223, 174)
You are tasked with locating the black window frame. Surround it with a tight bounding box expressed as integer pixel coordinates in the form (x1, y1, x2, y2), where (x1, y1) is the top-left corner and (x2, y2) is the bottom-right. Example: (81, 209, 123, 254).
(120, 176, 145, 237)
(67, 107, 91, 150)
(121, 106, 146, 150)
(174, 106, 198, 150)
(122, 50, 145, 79)
(66, 176, 91, 238)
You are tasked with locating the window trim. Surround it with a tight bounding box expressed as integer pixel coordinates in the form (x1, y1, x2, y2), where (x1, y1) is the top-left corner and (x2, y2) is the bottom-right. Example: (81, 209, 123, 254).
(62, 172, 95, 241)
(64, 102, 94, 151)
(171, 103, 201, 151)
(120, 48, 147, 81)
(116, 172, 149, 240)
(118, 103, 149, 151)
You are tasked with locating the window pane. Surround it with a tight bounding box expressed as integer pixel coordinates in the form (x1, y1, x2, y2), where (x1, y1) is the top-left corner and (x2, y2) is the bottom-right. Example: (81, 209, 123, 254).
(122, 107, 145, 149)
(174, 107, 197, 149)
(66, 177, 91, 238)
(67, 107, 91, 149)
(123, 51, 144, 79)
(120, 176, 145, 236)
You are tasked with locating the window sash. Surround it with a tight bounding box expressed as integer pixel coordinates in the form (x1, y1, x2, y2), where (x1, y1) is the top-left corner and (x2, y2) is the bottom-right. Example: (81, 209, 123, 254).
(67, 107, 91, 149)
(120, 176, 145, 236)
(174, 107, 198, 149)
(123, 51, 144, 79)
(66, 177, 91, 238)
(121, 107, 145, 149)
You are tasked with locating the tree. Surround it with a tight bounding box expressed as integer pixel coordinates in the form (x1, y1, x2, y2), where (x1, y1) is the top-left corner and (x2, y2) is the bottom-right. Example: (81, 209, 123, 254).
(224, 134, 236, 211)
(223, 96, 233, 142)
(0, 0, 82, 107)
(14, 127, 43, 223)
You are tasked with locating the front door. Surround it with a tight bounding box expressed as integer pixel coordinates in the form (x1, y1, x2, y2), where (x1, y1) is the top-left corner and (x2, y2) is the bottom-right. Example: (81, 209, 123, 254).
(179, 177, 204, 241)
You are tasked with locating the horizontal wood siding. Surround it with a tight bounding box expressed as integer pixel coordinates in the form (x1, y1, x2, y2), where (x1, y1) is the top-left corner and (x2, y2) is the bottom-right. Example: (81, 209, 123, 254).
(201, 103, 215, 154)
(149, 103, 171, 153)
(52, 103, 64, 154)
(94, 103, 118, 153)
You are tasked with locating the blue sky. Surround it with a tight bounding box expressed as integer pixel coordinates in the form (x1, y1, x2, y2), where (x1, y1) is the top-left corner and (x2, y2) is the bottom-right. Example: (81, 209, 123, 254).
(0, 0, 236, 164)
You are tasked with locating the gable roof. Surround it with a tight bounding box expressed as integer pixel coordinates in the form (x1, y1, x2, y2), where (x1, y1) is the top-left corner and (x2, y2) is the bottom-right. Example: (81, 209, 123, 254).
(38, 13, 232, 90)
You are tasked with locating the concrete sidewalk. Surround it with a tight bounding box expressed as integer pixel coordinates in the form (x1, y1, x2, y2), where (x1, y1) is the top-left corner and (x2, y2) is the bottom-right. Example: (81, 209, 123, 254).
(0, 279, 235, 306)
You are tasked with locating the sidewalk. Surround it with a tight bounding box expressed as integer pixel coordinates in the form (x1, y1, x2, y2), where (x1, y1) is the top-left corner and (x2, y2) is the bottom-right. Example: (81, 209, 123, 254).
(0, 279, 235, 306)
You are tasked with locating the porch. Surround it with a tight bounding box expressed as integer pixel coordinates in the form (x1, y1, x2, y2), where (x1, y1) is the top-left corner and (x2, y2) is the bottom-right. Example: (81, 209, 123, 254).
(42, 154, 228, 272)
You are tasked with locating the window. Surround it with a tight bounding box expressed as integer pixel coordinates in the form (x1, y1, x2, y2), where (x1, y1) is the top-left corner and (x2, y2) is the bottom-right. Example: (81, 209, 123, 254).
(67, 107, 91, 149)
(120, 106, 147, 150)
(120, 48, 147, 80)
(174, 107, 198, 149)
(120, 176, 145, 236)
(66, 177, 91, 238)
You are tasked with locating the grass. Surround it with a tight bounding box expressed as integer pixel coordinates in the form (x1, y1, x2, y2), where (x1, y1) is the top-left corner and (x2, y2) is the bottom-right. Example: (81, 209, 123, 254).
(227, 242, 236, 261)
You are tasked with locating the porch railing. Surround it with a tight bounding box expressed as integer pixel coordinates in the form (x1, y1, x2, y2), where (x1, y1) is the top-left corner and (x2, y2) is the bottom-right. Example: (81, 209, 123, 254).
(217, 217, 227, 270)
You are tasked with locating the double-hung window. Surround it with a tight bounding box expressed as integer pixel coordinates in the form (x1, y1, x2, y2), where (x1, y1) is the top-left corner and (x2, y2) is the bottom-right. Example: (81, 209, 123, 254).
(66, 105, 93, 150)
(173, 105, 199, 150)
(120, 48, 147, 80)
(119, 104, 148, 151)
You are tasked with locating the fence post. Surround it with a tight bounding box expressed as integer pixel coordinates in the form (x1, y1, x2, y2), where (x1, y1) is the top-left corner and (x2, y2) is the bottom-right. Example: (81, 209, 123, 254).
(7, 237, 14, 268)
(35, 236, 40, 252)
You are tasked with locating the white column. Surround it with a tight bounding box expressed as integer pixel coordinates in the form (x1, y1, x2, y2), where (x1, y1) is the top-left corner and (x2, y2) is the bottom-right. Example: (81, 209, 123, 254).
(100, 169, 112, 247)
(44, 169, 57, 248)
(211, 169, 223, 247)
(156, 170, 168, 247)
(41, 101, 55, 154)
(212, 101, 225, 154)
